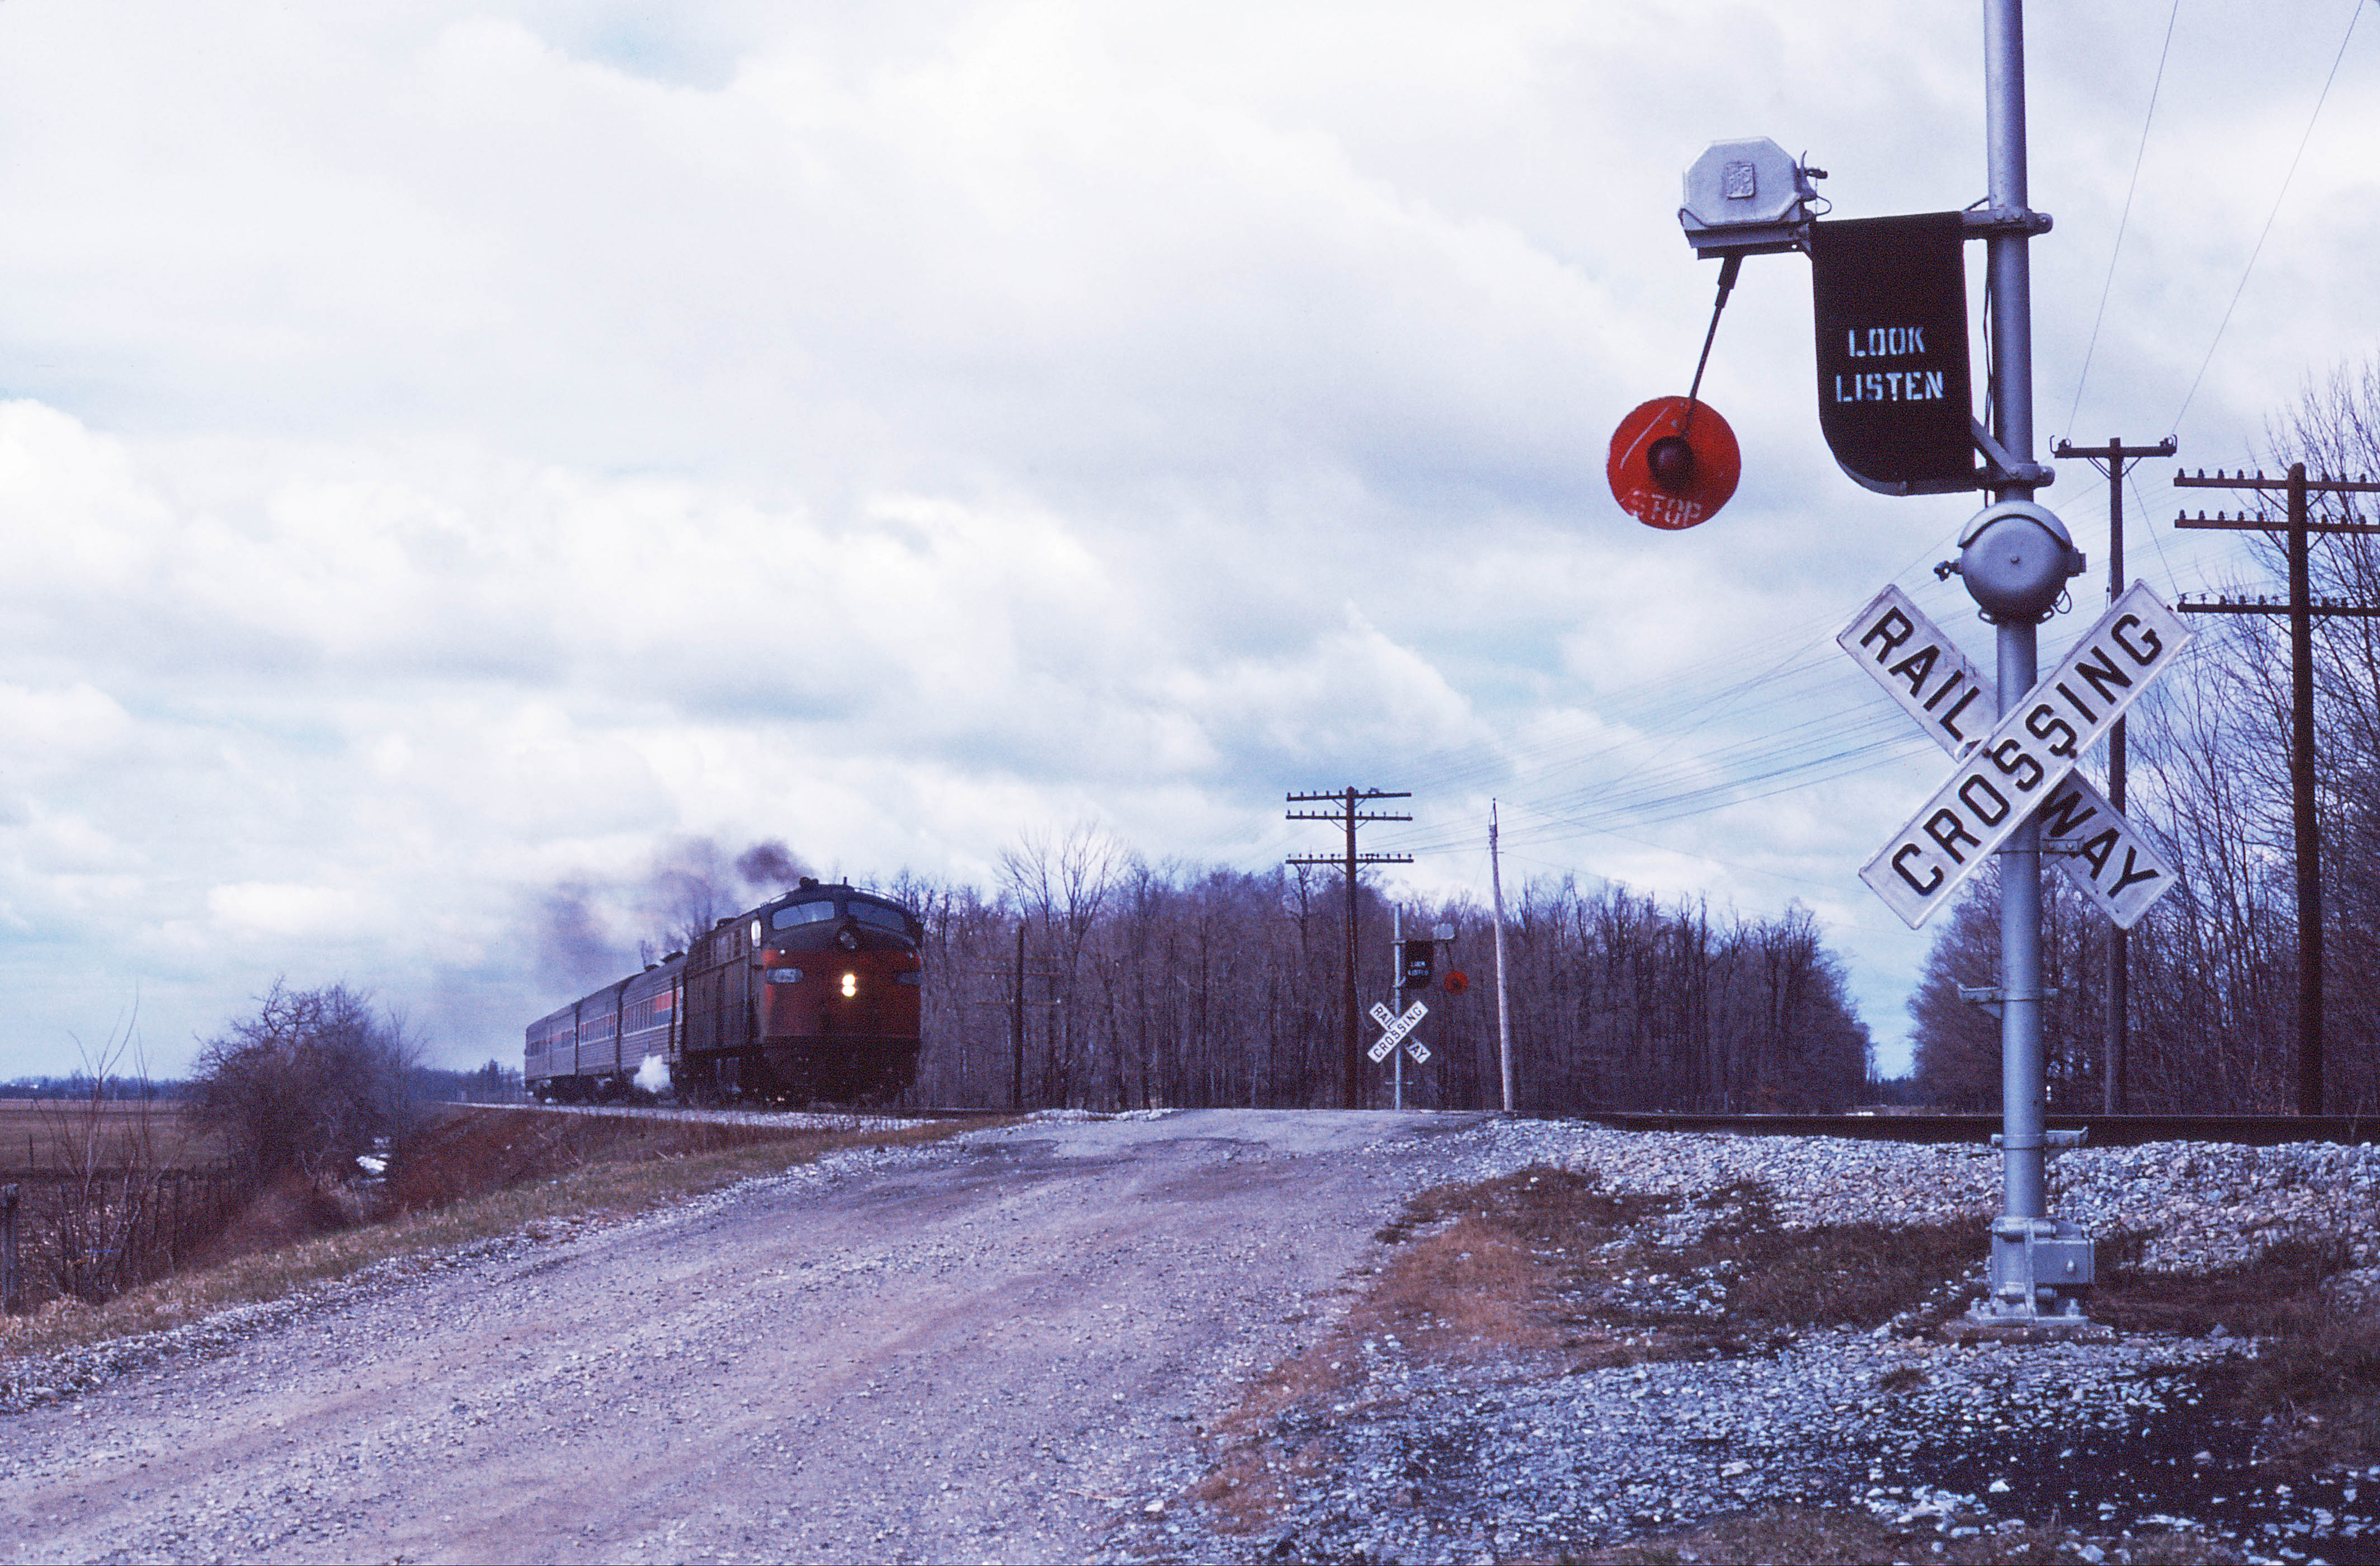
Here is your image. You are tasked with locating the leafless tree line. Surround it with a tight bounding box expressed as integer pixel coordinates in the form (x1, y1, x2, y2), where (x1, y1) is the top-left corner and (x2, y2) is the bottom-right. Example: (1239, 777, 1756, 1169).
(884, 826, 1870, 1113)
(1914, 360, 2380, 1113)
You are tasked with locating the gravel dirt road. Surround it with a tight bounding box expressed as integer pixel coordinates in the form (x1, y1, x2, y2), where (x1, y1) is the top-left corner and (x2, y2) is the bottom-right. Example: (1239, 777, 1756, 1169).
(2, 1109, 1484, 1565)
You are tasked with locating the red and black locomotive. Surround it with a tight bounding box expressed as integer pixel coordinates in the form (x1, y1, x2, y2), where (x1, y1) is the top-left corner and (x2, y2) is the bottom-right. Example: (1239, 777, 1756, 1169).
(526, 877, 924, 1104)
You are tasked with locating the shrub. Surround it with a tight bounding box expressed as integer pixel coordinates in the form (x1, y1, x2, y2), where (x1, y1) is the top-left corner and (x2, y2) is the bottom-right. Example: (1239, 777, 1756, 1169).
(190, 981, 420, 1186)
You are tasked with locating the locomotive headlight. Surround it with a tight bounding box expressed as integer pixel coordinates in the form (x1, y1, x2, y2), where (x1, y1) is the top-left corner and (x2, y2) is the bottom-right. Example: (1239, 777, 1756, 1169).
(840, 972, 858, 998)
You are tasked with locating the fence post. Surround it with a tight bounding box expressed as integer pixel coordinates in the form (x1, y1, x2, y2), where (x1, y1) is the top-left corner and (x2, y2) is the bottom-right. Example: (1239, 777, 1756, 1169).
(3, 1183, 19, 1314)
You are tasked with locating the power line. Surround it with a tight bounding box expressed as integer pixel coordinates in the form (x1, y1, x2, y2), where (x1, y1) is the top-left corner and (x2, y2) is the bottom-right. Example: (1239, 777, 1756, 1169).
(2171, 0, 2368, 433)
(2061, 0, 2183, 441)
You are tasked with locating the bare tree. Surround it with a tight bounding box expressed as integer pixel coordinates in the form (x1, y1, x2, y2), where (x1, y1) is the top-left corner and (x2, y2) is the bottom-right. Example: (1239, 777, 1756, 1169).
(1915, 353, 2380, 1114)
(191, 981, 421, 1185)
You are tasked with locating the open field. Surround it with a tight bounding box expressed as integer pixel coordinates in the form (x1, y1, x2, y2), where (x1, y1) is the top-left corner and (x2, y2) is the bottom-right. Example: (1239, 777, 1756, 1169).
(0, 1099, 226, 1176)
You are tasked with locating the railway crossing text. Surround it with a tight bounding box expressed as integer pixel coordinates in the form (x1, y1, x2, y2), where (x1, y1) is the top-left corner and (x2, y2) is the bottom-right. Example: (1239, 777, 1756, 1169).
(1846, 582, 2192, 929)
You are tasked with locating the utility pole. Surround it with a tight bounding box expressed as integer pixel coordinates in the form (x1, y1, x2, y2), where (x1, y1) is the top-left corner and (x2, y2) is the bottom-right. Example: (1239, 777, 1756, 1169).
(1286, 788, 1412, 1109)
(2052, 435, 2176, 1113)
(1010, 919, 1027, 1112)
(1490, 802, 1514, 1113)
(1391, 906, 1403, 1111)
(2173, 464, 2380, 1113)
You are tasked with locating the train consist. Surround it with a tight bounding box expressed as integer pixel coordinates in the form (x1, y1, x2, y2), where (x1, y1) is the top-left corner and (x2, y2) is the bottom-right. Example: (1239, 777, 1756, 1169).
(526, 877, 925, 1104)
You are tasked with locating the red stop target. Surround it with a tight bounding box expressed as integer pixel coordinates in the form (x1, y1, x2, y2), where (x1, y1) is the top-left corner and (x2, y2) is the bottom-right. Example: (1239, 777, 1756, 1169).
(1608, 396, 1741, 530)
(1442, 969, 1469, 995)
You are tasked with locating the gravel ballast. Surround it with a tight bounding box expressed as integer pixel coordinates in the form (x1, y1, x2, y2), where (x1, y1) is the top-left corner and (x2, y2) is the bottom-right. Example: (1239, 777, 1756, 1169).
(1115, 1118, 2380, 1564)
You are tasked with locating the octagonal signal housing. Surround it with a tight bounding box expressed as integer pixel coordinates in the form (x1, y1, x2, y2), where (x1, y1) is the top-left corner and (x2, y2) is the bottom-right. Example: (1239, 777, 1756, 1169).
(1679, 138, 1822, 258)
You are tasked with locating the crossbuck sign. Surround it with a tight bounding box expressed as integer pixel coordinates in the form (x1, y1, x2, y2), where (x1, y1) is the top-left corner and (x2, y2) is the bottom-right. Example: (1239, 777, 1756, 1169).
(1841, 582, 2192, 929)
(1368, 999, 1430, 1064)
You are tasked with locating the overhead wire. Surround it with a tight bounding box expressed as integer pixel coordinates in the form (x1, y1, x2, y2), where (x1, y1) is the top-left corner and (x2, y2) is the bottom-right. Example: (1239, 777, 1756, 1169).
(2060, 0, 2183, 441)
(1381, 644, 1882, 845)
(2170, 0, 2367, 434)
(1373, 600, 1957, 863)
(1369, 486, 2233, 885)
(1346, 549, 1985, 888)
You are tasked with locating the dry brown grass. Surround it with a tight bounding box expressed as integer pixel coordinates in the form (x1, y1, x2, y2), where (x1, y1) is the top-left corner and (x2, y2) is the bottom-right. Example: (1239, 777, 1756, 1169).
(1193, 1161, 2379, 1553)
(2, 1097, 243, 1311)
(2093, 1230, 2380, 1473)
(1194, 1170, 1979, 1536)
(0, 1108, 993, 1365)
(0, 1099, 225, 1173)
(384, 1107, 880, 1210)
(1378, 1171, 1977, 1371)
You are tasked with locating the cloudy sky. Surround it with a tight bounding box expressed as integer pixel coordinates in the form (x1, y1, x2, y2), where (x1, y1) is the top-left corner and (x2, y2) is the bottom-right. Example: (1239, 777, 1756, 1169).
(1, 0, 2373, 1080)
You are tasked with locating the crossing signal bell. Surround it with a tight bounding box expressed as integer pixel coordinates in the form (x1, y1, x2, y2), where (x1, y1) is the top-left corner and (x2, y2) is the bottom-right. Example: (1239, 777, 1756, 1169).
(1399, 940, 1435, 990)
(1949, 500, 2085, 622)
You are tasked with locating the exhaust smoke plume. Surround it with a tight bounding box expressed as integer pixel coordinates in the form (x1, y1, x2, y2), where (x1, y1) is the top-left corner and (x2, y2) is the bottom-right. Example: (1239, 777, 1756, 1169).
(531, 835, 818, 986)
(538, 879, 629, 990)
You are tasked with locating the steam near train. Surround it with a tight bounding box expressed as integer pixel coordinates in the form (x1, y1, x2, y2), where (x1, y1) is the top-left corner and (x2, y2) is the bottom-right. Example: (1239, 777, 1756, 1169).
(526, 877, 924, 1104)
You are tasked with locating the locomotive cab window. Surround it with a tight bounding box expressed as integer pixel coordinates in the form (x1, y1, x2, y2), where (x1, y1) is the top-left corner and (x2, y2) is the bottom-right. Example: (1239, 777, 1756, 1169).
(851, 902, 908, 934)
(771, 901, 838, 930)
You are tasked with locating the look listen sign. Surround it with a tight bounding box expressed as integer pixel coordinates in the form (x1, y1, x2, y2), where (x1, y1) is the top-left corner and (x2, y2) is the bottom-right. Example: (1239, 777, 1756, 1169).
(1809, 212, 1973, 496)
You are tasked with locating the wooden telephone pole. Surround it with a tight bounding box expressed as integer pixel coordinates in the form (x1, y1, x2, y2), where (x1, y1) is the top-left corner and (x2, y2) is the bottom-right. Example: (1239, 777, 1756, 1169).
(2052, 435, 2175, 1113)
(2174, 463, 2380, 1113)
(1286, 788, 1411, 1108)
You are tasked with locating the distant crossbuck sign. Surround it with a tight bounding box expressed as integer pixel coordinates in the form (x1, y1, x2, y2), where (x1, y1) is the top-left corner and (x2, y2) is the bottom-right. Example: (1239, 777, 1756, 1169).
(1368, 999, 1430, 1064)
(1839, 582, 2192, 929)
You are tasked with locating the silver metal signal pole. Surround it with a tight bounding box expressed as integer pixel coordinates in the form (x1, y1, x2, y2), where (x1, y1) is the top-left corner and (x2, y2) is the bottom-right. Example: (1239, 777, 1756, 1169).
(1391, 905, 1404, 1111)
(1978, 0, 2089, 1325)
(1985, 0, 2049, 1295)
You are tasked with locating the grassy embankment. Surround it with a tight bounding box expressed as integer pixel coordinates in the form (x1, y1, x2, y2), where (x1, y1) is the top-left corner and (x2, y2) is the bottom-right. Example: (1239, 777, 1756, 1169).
(1, 1105, 991, 1363)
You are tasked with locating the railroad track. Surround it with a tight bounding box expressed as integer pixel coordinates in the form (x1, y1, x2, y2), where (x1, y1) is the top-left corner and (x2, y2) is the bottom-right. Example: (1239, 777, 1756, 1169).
(450, 1100, 2377, 1146)
(1565, 1110, 2380, 1146)
(449, 1101, 1016, 1129)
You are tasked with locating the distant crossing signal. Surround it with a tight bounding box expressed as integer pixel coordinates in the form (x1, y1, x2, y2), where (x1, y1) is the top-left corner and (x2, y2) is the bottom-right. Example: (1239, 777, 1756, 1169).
(1399, 940, 1435, 990)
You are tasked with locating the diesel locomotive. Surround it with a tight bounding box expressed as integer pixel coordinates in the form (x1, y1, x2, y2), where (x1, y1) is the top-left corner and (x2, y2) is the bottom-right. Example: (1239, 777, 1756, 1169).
(525, 877, 925, 1104)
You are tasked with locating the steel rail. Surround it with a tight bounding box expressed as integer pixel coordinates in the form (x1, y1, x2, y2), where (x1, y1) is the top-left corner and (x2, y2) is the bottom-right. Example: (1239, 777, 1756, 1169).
(1542, 1110, 2379, 1148)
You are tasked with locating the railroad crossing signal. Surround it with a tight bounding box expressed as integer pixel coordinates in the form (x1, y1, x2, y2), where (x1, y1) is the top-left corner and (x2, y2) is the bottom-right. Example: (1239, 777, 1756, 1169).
(1838, 584, 2182, 929)
(1368, 999, 1430, 1065)
(1399, 939, 1435, 990)
(1847, 581, 2193, 928)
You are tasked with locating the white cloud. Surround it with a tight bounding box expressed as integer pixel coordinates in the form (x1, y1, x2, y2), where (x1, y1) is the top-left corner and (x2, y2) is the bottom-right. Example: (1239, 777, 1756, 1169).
(206, 881, 378, 940)
(0, 0, 2370, 1075)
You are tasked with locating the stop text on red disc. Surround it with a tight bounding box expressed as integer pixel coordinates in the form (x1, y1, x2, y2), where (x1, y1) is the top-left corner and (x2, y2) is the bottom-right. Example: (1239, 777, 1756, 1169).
(1608, 396, 1742, 530)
